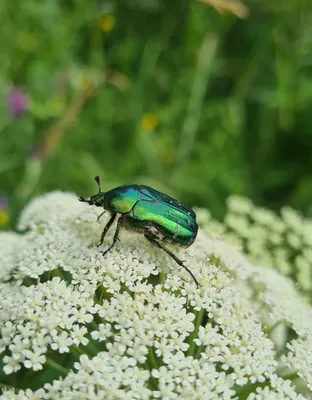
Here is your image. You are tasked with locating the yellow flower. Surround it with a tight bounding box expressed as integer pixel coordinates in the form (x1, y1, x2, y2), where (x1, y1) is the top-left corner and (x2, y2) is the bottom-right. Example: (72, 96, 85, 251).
(0, 210, 9, 227)
(97, 14, 115, 32)
(140, 113, 159, 132)
(70, 69, 95, 92)
(82, 78, 93, 90)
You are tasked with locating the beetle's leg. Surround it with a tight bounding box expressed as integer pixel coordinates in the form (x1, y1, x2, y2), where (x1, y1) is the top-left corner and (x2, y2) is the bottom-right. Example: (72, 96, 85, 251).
(102, 216, 123, 256)
(99, 212, 117, 247)
(144, 234, 199, 287)
(97, 210, 106, 223)
(173, 224, 179, 240)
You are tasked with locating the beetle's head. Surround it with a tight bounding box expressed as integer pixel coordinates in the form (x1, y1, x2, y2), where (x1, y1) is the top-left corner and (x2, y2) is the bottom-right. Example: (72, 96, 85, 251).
(79, 176, 106, 207)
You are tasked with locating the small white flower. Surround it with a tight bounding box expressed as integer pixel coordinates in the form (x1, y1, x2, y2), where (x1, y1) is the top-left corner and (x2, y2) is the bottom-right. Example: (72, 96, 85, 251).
(287, 232, 302, 249)
(91, 323, 112, 341)
(3, 355, 23, 375)
(23, 349, 46, 371)
(281, 207, 303, 232)
(226, 196, 253, 215)
(50, 331, 73, 353)
(70, 325, 89, 346)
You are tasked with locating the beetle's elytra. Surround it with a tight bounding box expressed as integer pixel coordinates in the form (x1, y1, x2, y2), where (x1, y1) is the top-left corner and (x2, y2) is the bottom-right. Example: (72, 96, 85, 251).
(79, 176, 199, 285)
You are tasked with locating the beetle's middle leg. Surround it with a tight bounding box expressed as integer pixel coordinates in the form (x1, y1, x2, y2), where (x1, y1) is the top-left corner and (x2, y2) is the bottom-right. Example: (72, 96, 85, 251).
(98, 212, 117, 247)
(102, 215, 123, 256)
(144, 233, 199, 286)
(97, 210, 106, 222)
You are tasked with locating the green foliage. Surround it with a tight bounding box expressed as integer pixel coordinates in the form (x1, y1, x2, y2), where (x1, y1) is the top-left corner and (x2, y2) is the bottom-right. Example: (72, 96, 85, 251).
(1, 0, 312, 228)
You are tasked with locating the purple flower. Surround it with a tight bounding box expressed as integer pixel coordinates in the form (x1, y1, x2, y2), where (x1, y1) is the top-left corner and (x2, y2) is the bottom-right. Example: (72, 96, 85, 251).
(8, 88, 28, 117)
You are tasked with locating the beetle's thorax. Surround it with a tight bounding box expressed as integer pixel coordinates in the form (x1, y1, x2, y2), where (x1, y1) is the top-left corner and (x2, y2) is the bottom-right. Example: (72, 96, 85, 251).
(104, 185, 140, 214)
(89, 192, 106, 207)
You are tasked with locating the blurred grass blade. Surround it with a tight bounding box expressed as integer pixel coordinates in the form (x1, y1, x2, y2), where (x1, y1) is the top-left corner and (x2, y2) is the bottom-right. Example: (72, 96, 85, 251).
(40, 85, 95, 160)
(15, 156, 42, 201)
(174, 35, 218, 173)
(197, 0, 249, 18)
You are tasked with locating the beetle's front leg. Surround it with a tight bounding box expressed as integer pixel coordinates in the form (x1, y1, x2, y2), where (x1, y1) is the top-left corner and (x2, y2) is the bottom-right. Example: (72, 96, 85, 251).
(98, 212, 117, 247)
(102, 215, 123, 256)
(145, 233, 199, 287)
(97, 210, 106, 223)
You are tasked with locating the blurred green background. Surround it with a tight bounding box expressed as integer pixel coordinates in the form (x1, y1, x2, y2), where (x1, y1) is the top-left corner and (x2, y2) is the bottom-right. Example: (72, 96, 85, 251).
(1, 0, 312, 229)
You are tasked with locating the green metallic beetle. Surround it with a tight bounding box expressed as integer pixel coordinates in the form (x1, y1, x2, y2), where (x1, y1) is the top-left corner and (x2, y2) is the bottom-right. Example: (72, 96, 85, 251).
(79, 176, 199, 285)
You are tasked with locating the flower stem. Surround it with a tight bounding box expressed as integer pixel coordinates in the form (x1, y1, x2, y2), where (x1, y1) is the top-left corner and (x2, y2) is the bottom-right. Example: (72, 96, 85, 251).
(264, 320, 283, 335)
(159, 272, 165, 285)
(186, 308, 205, 356)
(86, 341, 100, 355)
(46, 358, 68, 375)
(148, 347, 158, 370)
(194, 344, 205, 359)
(234, 381, 270, 398)
(280, 372, 299, 381)
(71, 345, 85, 356)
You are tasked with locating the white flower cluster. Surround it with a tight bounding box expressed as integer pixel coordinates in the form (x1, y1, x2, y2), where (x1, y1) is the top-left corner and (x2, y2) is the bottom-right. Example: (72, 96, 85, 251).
(0, 191, 311, 399)
(197, 195, 312, 295)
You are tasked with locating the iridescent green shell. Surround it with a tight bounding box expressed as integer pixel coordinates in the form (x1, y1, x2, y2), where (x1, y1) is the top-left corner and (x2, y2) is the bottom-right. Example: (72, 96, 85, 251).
(104, 185, 198, 247)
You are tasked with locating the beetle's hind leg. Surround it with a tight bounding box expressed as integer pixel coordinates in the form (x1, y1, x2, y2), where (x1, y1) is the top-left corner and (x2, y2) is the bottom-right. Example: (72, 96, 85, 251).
(98, 212, 117, 247)
(102, 215, 123, 256)
(144, 234, 199, 287)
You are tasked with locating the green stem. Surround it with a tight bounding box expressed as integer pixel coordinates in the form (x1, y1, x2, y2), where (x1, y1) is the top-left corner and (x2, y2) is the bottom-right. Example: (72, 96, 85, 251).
(264, 320, 283, 335)
(86, 341, 100, 355)
(194, 344, 205, 359)
(71, 345, 85, 356)
(280, 372, 299, 381)
(147, 347, 158, 370)
(24, 276, 35, 286)
(158, 272, 165, 286)
(91, 320, 99, 330)
(234, 380, 270, 399)
(146, 365, 158, 390)
(186, 308, 205, 356)
(148, 378, 158, 390)
(51, 268, 67, 282)
(46, 358, 68, 375)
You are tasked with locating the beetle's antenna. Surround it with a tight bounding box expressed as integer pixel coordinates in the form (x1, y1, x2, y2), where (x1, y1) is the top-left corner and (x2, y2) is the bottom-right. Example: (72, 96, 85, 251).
(95, 176, 102, 193)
